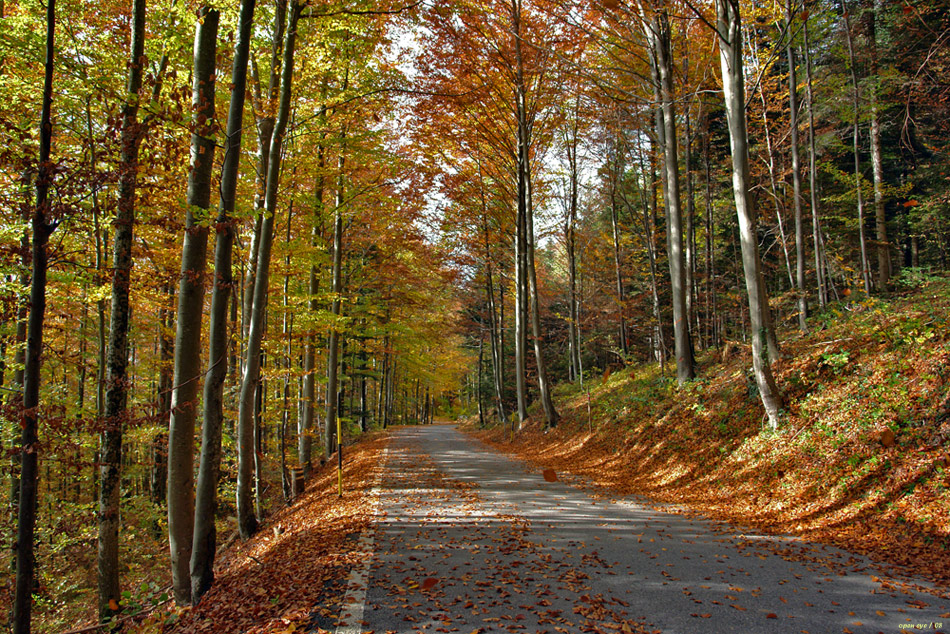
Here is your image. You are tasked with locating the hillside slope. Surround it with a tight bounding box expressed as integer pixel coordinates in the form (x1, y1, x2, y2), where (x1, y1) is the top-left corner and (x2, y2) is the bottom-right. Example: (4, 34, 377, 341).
(473, 275, 950, 589)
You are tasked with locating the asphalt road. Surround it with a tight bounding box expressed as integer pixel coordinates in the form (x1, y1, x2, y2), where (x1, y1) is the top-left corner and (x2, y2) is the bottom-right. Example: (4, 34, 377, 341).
(334, 424, 949, 634)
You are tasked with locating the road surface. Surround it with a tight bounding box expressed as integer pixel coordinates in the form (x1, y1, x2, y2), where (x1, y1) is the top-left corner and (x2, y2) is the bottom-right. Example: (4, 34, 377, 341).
(334, 425, 949, 634)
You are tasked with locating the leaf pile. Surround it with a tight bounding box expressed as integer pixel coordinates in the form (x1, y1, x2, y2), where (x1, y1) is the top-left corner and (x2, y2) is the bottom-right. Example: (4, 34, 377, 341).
(149, 433, 390, 634)
(471, 278, 950, 592)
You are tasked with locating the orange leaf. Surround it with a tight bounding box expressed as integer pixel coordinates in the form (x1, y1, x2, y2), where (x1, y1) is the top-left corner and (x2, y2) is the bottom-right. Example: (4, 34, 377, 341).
(543, 469, 558, 482)
(766, 613, 778, 619)
(108, 599, 119, 611)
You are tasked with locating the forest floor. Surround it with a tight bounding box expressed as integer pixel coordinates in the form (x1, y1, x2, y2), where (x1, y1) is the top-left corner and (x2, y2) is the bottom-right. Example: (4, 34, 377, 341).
(123, 433, 391, 634)
(470, 274, 950, 593)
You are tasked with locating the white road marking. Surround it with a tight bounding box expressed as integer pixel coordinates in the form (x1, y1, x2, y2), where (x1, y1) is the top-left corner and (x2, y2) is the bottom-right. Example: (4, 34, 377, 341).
(335, 448, 388, 634)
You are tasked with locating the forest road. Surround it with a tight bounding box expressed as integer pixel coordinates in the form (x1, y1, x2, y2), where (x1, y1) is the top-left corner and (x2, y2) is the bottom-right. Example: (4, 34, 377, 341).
(334, 424, 949, 634)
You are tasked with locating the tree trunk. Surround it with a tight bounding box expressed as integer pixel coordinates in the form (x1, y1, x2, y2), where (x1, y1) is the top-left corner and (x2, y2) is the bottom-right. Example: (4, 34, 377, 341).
(98, 0, 146, 619)
(684, 93, 698, 345)
(866, 2, 889, 288)
(525, 155, 558, 426)
(325, 128, 347, 457)
(512, 0, 557, 426)
(564, 98, 582, 383)
(633, 143, 666, 367)
(192, 0, 255, 603)
(477, 166, 507, 423)
(802, 16, 826, 308)
(237, 1, 299, 540)
(609, 164, 628, 357)
(152, 285, 173, 506)
(651, 8, 694, 382)
(300, 88, 326, 475)
(513, 198, 528, 426)
(244, 0, 288, 341)
(843, 7, 872, 295)
(13, 3, 55, 629)
(167, 7, 219, 605)
(786, 3, 808, 330)
(715, 0, 783, 429)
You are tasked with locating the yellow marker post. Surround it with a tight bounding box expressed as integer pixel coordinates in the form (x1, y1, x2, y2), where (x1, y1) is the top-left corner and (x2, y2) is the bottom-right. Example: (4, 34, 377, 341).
(337, 417, 343, 497)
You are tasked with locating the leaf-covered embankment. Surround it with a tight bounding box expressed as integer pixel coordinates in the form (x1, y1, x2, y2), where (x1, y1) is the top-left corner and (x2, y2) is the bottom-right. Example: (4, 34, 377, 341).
(155, 432, 390, 634)
(471, 277, 950, 590)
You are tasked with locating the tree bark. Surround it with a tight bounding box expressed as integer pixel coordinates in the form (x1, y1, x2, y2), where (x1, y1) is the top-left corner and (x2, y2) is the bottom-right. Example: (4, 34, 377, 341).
(237, 1, 300, 540)
(98, 0, 146, 619)
(13, 2, 55, 629)
(843, 7, 872, 295)
(167, 7, 219, 605)
(608, 150, 628, 357)
(325, 130, 346, 457)
(802, 16, 827, 308)
(192, 0, 256, 603)
(564, 96, 582, 383)
(785, 7, 808, 330)
(301, 83, 327, 474)
(513, 0, 557, 426)
(480, 200, 506, 423)
(715, 0, 783, 429)
(651, 8, 694, 382)
(866, 2, 889, 288)
(152, 285, 172, 506)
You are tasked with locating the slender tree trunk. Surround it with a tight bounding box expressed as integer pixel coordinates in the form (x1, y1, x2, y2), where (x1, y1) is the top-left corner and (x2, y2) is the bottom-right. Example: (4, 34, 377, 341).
(843, 7, 872, 295)
(634, 143, 666, 367)
(716, 0, 783, 429)
(152, 285, 173, 506)
(802, 15, 826, 307)
(866, 2, 889, 288)
(786, 3, 808, 330)
(703, 133, 717, 348)
(13, 3, 55, 629)
(167, 8, 219, 605)
(359, 341, 368, 432)
(564, 100, 582, 382)
(684, 94, 698, 344)
(609, 168, 628, 356)
(237, 1, 299, 540)
(651, 9, 694, 382)
(244, 0, 288, 341)
(480, 209, 506, 423)
(513, 0, 556, 426)
(525, 156, 558, 426)
(752, 58, 794, 292)
(300, 90, 326, 475)
(192, 0, 255, 602)
(325, 128, 347, 457)
(98, 0, 146, 619)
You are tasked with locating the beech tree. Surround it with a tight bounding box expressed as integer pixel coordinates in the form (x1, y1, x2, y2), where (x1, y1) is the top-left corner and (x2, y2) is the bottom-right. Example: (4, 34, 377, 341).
(715, 0, 783, 429)
(237, 0, 301, 539)
(98, 0, 147, 619)
(167, 5, 219, 605)
(12, 1, 55, 630)
(192, 0, 257, 603)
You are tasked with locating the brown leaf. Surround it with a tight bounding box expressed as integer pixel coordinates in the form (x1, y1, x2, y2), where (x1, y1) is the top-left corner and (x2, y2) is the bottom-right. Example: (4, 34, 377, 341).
(543, 469, 558, 482)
